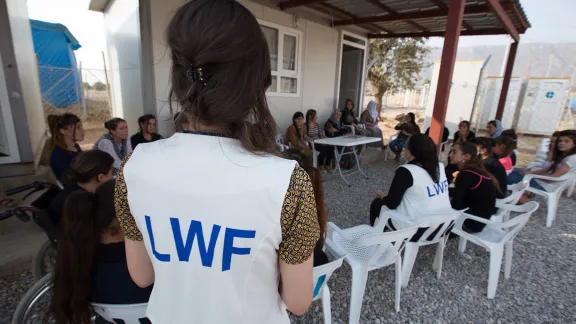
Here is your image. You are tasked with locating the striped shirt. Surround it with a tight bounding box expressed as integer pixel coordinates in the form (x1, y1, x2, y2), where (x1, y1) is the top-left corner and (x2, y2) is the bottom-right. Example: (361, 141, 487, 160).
(305, 123, 325, 140)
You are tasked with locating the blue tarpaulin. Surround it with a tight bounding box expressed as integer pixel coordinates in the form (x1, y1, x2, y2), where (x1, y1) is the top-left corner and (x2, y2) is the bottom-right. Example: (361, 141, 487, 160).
(30, 19, 82, 108)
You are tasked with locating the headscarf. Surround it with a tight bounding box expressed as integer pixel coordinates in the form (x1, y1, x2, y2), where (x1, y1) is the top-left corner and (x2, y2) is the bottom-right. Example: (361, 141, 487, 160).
(366, 100, 378, 122)
(490, 120, 503, 138)
(329, 111, 342, 129)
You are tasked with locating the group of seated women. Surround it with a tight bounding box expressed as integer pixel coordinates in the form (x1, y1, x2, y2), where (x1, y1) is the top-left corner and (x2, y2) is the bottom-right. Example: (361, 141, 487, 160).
(48, 113, 163, 181)
(284, 99, 386, 171)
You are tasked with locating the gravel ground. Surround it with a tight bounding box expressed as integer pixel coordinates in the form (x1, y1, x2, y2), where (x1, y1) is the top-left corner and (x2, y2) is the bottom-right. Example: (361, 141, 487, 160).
(1, 159, 575, 323)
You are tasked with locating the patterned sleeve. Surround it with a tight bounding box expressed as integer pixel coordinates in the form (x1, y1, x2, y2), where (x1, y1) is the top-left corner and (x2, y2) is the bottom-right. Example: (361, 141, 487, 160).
(114, 152, 143, 241)
(279, 165, 321, 265)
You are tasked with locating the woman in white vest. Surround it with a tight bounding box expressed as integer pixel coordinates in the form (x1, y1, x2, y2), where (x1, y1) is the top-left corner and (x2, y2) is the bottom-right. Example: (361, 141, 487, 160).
(113, 1, 320, 322)
(370, 134, 452, 241)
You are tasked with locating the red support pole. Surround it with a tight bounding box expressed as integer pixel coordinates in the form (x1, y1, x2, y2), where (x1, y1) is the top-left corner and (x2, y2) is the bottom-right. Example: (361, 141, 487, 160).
(429, 0, 465, 149)
(495, 40, 519, 121)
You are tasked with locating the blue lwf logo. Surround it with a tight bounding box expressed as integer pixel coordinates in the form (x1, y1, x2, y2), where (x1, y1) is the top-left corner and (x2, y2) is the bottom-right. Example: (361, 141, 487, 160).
(427, 180, 449, 197)
(546, 91, 555, 99)
(145, 216, 256, 272)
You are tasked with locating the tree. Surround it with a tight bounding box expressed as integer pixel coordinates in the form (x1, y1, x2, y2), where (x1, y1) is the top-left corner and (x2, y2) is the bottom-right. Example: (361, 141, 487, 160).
(368, 38, 430, 107)
(93, 81, 106, 91)
(82, 82, 93, 90)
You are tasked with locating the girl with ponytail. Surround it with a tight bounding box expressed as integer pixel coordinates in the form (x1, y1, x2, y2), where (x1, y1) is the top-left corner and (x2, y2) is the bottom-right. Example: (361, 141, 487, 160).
(449, 141, 499, 233)
(49, 180, 152, 324)
(47, 113, 84, 181)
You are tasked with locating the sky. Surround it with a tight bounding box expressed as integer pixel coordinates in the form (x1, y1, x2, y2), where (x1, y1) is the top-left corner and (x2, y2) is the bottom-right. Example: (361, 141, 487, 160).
(25, 0, 576, 73)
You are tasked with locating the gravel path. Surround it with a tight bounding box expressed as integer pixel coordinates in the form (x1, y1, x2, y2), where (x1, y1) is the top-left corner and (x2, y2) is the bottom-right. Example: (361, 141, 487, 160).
(1, 160, 575, 323)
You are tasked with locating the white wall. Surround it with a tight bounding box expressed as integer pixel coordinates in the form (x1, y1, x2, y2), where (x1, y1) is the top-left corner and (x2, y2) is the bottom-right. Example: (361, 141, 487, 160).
(0, 0, 45, 165)
(148, 0, 340, 135)
(103, 0, 144, 133)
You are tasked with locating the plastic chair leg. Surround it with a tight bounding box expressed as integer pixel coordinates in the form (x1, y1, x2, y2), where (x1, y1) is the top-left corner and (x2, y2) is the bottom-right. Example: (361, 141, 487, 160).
(349, 266, 369, 324)
(487, 247, 504, 299)
(395, 254, 402, 312)
(546, 194, 559, 228)
(321, 286, 331, 324)
(504, 240, 514, 280)
(401, 243, 419, 288)
(567, 181, 575, 198)
(458, 237, 467, 253)
(433, 239, 445, 279)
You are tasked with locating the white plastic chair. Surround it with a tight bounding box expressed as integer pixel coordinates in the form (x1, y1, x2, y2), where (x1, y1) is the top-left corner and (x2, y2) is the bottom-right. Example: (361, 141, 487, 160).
(524, 172, 576, 227)
(312, 255, 346, 324)
(307, 141, 321, 168)
(324, 222, 418, 323)
(374, 209, 463, 288)
(451, 202, 539, 299)
(438, 139, 449, 160)
(491, 181, 529, 222)
(92, 303, 148, 324)
(275, 133, 289, 152)
(384, 133, 399, 161)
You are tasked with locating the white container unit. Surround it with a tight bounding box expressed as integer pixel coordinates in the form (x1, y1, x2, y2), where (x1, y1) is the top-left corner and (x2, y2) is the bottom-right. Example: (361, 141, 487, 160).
(516, 78, 570, 135)
(477, 76, 523, 129)
(424, 60, 485, 137)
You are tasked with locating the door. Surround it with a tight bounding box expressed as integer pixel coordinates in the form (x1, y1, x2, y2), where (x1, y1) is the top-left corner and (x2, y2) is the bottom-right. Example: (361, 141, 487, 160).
(528, 80, 568, 134)
(337, 33, 367, 115)
(0, 52, 19, 161)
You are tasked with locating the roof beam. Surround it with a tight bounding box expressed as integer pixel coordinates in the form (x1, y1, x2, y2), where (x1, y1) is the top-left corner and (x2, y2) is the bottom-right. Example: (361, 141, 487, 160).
(428, 0, 474, 30)
(368, 28, 509, 39)
(485, 0, 519, 41)
(365, 0, 429, 32)
(278, 0, 324, 10)
(317, 2, 392, 34)
(333, 4, 491, 26)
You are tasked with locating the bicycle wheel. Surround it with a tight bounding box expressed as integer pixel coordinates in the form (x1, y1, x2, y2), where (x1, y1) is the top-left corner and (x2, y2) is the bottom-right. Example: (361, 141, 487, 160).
(31, 240, 57, 281)
(11, 273, 53, 324)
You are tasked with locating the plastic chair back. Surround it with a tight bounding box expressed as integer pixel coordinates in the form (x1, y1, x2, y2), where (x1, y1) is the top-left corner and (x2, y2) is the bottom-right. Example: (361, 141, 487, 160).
(499, 202, 539, 243)
(356, 226, 417, 266)
(412, 210, 462, 243)
(91, 303, 149, 324)
(499, 181, 529, 205)
(312, 256, 346, 300)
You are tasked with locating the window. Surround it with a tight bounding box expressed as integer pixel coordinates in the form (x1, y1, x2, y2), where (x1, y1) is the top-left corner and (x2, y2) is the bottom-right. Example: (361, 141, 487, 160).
(259, 21, 301, 96)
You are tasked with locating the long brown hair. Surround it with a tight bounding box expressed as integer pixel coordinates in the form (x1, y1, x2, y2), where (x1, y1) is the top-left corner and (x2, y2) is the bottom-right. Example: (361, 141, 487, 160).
(61, 150, 114, 186)
(494, 136, 517, 158)
(305, 109, 317, 137)
(307, 168, 327, 246)
(550, 130, 576, 173)
(49, 180, 118, 324)
(47, 113, 81, 149)
(166, 0, 277, 155)
(454, 142, 501, 193)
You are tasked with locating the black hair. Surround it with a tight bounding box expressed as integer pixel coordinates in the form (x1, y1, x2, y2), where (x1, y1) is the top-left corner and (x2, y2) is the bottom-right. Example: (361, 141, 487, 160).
(406, 134, 440, 183)
(454, 141, 501, 193)
(458, 120, 471, 129)
(50, 180, 117, 324)
(104, 118, 126, 132)
(47, 113, 81, 149)
(407, 112, 416, 124)
(137, 114, 156, 132)
(344, 99, 354, 110)
(494, 136, 517, 158)
(166, 0, 277, 155)
(488, 120, 498, 128)
(501, 129, 517, 140)
(292, 111, 304, 139)
(550, 129, 576, 173)
(62, 150, 114, 185)
(471, 137, 493, 155)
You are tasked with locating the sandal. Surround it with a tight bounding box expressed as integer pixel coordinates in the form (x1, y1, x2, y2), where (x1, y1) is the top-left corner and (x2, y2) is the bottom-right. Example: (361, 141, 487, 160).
(0, 198, 19, 208)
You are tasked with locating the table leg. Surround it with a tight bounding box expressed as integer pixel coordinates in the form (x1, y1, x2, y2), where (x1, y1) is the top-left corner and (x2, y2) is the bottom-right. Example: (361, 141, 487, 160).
(333, 146, 350, 186)
(353, 144, 369, 179)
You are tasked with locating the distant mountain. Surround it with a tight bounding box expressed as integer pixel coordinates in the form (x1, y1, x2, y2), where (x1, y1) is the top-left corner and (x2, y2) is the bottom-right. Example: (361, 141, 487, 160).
(421, 42, 576, 87)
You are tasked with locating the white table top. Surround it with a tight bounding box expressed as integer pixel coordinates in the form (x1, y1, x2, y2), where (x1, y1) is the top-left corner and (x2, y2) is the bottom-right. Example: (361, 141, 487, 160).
(314, 135, 382, 147)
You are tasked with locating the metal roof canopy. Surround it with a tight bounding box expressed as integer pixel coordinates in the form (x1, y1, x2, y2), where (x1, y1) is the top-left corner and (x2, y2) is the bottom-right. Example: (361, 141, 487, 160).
(278, 0, 530, 147)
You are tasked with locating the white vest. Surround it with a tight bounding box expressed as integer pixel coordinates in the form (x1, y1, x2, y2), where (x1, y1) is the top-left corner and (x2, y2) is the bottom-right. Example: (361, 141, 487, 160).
(396, 163, 452, 221)
(123, 133, 296, 324)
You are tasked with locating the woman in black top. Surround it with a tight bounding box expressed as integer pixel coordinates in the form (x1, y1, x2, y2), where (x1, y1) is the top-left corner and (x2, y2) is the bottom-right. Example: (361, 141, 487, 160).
(131, 114, 164, 149)
(389, 112, 420, 161)
(50, 180, 152, 324)
(47, 150, 114, 228)
(453, 120, 476, 144)
(340, 99, 366, 136)
(472, 137, 508, 198)
(47, 113, 85, 182)
(449, 142, 499, 233)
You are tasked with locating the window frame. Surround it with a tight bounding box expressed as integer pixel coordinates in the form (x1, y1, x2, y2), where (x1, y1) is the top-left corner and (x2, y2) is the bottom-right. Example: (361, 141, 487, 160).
(258, 19, 303, 98)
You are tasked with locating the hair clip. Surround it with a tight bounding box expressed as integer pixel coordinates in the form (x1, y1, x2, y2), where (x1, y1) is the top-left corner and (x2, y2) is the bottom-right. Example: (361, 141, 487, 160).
(186, 66, 206, 86)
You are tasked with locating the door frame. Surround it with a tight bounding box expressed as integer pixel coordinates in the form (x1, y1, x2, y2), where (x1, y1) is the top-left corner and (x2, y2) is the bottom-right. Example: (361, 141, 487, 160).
(0, 53, 21, 163)
(335, 30, 368, 116)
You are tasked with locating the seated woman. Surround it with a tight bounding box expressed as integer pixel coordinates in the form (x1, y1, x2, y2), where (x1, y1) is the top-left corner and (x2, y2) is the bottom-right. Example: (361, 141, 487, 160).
(449, 142, 498, 233)
(486, 120, 503, 139)
(49, 180, 152, 324)
(341, 99, 367, 136)
(509, 130, 576, 203)
(424, 126, 450, 144)
(304, 109, 334, 172)
(389, 112, 420, 162)
(453, 120, 475, 144)
(370, 134, 452, 241)
(360, 101, 385, 149)
(501, 129, 518, 166)
(324, 110, 349, 138)
(131, 114, 163, 149)
(47, 113, 85, 182)
(94, 118, 133, 174)
(286, 111, 312, 154)
(47, 150, 114, 227)
(492, 136, 517, 172)
(472, 137, 508, 198)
